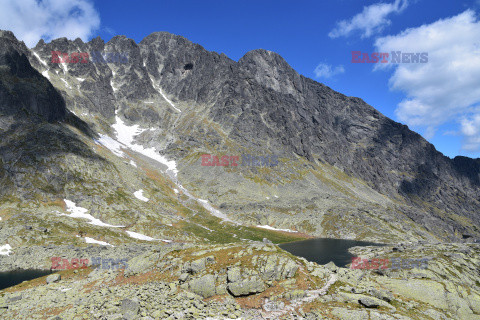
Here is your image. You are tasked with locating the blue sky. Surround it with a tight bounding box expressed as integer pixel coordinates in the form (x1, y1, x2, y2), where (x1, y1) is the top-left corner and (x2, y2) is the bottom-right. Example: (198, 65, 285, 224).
(1, 0, 480, 158)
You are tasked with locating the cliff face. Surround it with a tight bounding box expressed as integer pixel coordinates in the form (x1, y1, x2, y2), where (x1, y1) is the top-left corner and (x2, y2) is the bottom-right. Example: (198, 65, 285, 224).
(0, 31, 66, 122)
(144, 33, 479, 209)
(136, 32, 479, 239)
(0, 29, 478, 242)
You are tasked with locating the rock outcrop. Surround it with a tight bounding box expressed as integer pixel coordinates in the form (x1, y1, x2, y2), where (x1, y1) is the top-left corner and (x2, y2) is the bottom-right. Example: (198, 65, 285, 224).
(0, 242, 479, 319)
(0, 30, 66, 122)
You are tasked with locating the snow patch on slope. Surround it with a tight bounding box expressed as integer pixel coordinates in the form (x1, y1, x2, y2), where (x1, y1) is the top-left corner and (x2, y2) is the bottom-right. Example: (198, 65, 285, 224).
(96, 113, 235, 223)
(111, 70, 118, 92)
(85, 237, 114, 247)
(60, 200, 125, 228)
(42, 70, 50, 80)
(32, 51, 48, 67)
(60, 62, 68, 74)
(257, 225, 297, 233)
(61, 78, 71, 89)
(0, 244, 12, 256)
(134, 190, 149, 202)
(126, 231, 171, 243)
(95, 135, 125, 157)
(149, 76, 181, 112)
(112, 115, 178, 174)
(198, 199, 235, 223)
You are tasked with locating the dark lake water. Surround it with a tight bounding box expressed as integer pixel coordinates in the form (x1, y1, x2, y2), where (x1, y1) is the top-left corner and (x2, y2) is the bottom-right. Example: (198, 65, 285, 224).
(0, 270, 53, 290)
(279, 238, 385, 268)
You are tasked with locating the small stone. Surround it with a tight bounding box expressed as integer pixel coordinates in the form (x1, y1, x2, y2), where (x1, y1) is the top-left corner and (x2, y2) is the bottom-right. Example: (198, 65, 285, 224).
(325, 261, 337, 272)
(189, 275, 216, 298)
(121, 298, 140, 318)
(184, 258, 207, 274)
(227, 267, 242, 283)
(152, 311, 164, 318)
(205, 256, 216, 264)
(46, 274, 61, 284)
(227, 277, 266, 297)
(0, 297, 7, 308)
(179, 273, 190, 283)
(283, 260, 299, 278)
(367, 287, 394, 302)
(7, 294, 22, 303)
(298, 308, 306, 317)
(216, 284, 227, 295)
(359, 297, 380, 308)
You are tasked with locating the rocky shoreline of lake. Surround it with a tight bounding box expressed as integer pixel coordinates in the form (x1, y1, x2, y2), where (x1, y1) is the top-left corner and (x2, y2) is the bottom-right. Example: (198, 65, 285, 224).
(0, 241, 479, 319)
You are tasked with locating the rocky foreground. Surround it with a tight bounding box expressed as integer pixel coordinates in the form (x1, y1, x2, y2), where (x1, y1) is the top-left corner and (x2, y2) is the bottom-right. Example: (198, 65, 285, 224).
(0, 241, 479, 319)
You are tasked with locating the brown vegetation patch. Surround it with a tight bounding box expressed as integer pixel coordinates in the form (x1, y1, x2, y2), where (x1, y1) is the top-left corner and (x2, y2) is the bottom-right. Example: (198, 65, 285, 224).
(111, 268, 177, 287)
(38, 305, 72, 318)
(40, 198, 65, 210)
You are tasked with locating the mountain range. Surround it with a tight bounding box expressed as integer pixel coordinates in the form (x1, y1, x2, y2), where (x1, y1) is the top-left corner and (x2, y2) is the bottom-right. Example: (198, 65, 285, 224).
(1, 29, 478, 245)
(0, 29, 480, 320)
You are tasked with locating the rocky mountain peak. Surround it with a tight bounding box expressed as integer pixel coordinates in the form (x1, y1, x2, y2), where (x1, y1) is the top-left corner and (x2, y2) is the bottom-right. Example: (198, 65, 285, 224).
(0, 30, 18, 42)
(0, 29, 30, 55)
(238, 48, 304, 97)
(34, 38, 46, 49)
(87, 36, 105, 48)
(239, 48, 287, 66)
(140, 31, 194, 47)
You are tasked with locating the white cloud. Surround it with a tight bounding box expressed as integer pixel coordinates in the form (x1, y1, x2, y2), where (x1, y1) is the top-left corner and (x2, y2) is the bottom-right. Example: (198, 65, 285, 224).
(0, 0, 100, 47)
(314, 63, 345, 79)
(374, 10, 480, 151)
(460, 111, 480, 151)
(329, 0, 408, 39)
